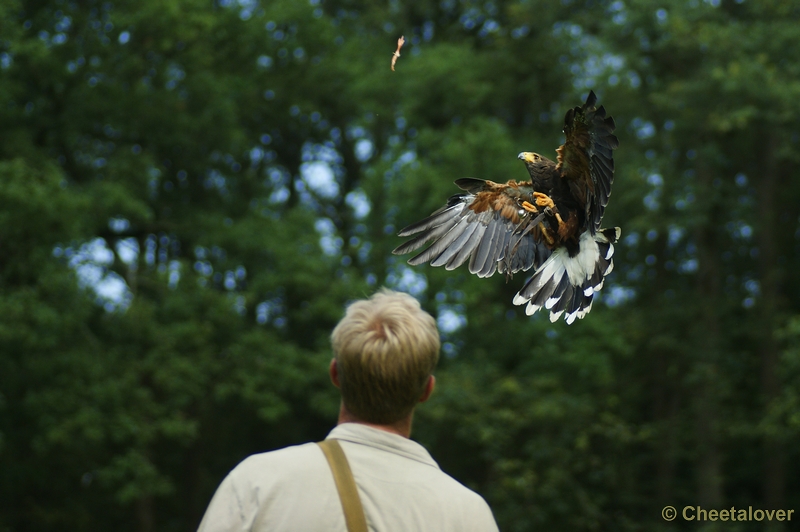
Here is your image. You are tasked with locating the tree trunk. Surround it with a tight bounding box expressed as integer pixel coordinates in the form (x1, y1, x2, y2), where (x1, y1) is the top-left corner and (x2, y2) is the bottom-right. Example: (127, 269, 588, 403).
(653, 349, 680, 506)
(137, 495, 155, 532)
(693, 159, 723, 508)
(757, 134, 784, 522)
(651, 233, 681, 505)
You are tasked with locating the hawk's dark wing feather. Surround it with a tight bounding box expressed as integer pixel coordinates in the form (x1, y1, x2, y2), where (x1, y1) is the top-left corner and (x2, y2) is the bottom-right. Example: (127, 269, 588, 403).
(557, 90, 619, 233)
(393, 178, 553, 278)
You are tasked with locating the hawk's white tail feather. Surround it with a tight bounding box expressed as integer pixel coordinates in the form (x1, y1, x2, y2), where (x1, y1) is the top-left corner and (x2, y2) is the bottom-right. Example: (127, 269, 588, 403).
(513, 228, 620, 324)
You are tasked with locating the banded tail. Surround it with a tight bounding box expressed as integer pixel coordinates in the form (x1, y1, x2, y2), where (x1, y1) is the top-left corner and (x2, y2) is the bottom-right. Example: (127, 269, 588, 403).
(512, 227, 620, 324)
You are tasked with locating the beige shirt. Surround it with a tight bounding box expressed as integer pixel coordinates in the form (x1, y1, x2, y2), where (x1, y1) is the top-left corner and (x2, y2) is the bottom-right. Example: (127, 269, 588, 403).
(197, 423, 499, 532)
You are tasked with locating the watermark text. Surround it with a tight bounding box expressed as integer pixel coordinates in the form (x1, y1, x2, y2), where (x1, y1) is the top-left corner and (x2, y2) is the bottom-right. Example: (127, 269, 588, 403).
(661, 506, 794, 522)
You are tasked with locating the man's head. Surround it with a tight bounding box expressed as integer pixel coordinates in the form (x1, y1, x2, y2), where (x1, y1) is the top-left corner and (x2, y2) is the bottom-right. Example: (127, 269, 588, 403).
(330, 289, 440, 425)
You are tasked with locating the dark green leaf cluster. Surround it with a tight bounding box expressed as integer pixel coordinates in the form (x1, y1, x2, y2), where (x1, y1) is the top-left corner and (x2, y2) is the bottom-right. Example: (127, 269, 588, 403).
(2, 1, 800, 531)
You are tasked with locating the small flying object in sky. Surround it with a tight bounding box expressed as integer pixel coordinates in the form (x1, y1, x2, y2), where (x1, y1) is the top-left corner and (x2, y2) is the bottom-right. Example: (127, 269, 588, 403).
(391, 36, 405, 71)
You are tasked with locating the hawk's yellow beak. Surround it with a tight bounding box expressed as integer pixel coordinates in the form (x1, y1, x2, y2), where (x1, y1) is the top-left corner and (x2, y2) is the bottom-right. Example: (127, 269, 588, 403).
(518, 152, 541, 164)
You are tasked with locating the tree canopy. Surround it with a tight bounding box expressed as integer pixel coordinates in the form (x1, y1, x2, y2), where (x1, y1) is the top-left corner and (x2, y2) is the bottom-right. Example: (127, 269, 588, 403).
(2, 1, 800, 531)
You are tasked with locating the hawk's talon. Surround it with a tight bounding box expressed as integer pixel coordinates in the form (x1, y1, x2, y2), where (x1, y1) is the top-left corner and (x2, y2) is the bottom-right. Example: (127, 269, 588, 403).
(543, 206, 565, 228)
(520, 200, 539, 214)
(533, 192, 556, 210)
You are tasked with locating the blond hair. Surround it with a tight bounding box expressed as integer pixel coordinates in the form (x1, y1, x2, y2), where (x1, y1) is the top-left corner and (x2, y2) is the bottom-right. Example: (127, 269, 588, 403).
(331, 289, 440, 424)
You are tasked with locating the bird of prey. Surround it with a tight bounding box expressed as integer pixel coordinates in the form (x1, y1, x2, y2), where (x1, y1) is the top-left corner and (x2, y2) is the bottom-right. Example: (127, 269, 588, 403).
(392, 91, 620, 324)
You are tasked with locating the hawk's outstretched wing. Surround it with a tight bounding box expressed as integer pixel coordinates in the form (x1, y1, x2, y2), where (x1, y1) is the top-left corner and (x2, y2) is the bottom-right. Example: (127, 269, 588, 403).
(556, 90, 619, 233)
(392, 178, 553, 279)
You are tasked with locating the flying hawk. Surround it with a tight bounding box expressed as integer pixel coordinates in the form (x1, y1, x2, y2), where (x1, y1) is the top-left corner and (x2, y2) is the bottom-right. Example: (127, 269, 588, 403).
(392, 91, 620, 324)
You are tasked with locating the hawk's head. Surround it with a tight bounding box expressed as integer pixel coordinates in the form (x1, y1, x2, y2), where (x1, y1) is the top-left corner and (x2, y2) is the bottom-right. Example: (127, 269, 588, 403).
(518, 152, 544, 164)
(518, 152, 550, 175)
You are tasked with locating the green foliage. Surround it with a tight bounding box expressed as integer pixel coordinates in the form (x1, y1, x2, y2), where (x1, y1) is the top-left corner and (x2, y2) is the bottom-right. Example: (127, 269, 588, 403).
(2, 1, 800, 531)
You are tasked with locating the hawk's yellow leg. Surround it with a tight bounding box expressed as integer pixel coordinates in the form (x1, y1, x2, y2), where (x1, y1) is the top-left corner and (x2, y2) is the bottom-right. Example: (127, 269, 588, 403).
(533, 193, 566, 233)
(539, 224, 555, 246)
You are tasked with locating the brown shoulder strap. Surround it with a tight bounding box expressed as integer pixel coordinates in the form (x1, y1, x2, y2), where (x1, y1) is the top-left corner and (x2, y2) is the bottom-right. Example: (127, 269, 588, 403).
(317, 439, 368, 532)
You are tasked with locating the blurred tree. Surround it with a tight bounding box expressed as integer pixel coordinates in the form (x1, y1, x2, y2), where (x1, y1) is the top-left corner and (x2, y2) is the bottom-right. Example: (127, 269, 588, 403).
(2, 0, 800, 531)
(594, 0, 800, 528)
(0, 0, 356, 529)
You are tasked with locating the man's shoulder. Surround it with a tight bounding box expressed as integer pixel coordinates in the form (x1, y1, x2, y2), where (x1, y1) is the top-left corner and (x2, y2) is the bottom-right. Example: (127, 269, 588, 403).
(428, 475, 498, 532)
(228, 441, 326, 483)
(335, 433, 497, 530)
(425, 468, 496, 512)
(240, 441, 320, 463)
(197, 441, 342, 532)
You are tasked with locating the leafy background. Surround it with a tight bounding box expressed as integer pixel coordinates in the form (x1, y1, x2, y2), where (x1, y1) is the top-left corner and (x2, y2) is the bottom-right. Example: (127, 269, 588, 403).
(2, 0, 800, 530)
